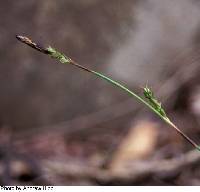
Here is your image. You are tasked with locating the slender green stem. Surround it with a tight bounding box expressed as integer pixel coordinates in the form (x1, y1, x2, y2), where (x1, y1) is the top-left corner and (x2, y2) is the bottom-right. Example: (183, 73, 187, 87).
(91, 70, 167, 120)
(73, 63, 200, 151)
(16, 35, 200, 151)
(68, 59, 169, 124)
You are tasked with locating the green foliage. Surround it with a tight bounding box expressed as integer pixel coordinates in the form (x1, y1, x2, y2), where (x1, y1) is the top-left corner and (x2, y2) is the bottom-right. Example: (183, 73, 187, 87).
(16, 35, 200, 151)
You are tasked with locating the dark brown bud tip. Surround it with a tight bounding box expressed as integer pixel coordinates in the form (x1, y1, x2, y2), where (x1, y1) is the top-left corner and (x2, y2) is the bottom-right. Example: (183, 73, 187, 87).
(16, 35, 23, 40)
(16, 35, 20, 40)
(16, 35, 49, 54)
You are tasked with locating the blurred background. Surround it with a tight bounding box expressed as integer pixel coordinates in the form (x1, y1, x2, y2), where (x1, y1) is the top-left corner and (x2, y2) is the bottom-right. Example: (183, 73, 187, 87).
(1, 0, 200, 185)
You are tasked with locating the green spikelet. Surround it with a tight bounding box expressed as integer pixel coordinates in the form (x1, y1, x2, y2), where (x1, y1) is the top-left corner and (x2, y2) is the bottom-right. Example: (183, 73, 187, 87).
(47, 46, 72, 64)
(143, 85, 167, 118)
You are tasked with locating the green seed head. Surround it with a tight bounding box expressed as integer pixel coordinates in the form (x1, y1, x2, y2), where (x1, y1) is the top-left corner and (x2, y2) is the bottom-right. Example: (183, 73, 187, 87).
(47, 46, 72, 63)
(143, 86, 154, 99)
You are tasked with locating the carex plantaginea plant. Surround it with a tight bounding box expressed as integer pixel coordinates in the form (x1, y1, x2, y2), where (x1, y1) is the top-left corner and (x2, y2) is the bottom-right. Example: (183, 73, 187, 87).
(16, 35, 200, 151)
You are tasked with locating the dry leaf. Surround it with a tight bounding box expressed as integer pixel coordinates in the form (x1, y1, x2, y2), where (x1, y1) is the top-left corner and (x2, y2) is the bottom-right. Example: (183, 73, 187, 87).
(110, 120, 158, 172)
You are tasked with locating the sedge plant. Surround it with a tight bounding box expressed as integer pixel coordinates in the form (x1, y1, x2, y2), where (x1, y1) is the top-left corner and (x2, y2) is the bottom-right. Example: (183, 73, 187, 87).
(16, 35, 200, 151)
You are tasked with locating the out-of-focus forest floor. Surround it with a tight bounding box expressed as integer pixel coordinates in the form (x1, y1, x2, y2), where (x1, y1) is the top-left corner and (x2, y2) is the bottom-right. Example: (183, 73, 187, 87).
(1, 0, 200, 185)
